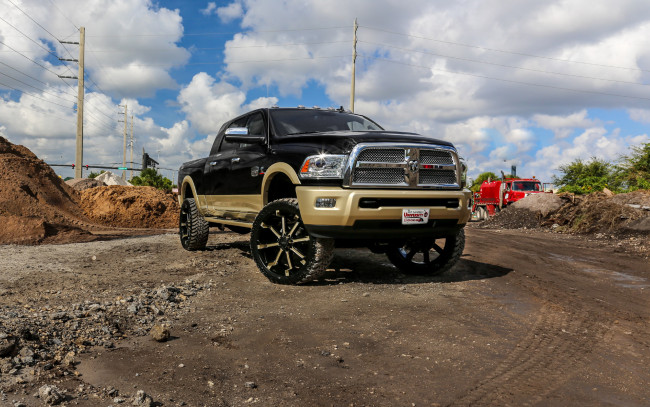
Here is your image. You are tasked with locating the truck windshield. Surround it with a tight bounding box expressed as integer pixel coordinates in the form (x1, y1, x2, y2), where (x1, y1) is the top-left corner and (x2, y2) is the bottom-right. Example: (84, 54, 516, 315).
(513, 181, 541, 191)
(270, 109, 383, 137)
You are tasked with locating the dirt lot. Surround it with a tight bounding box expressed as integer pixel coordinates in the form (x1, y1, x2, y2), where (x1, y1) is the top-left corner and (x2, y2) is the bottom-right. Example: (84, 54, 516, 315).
(1, 225, 648, 407)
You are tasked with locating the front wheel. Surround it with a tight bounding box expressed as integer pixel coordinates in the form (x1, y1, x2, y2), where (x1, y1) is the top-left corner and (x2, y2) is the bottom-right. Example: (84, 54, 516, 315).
(250, 198, 334, 284)
(386, 229, 465, 276)
(179, 197, 209, 250)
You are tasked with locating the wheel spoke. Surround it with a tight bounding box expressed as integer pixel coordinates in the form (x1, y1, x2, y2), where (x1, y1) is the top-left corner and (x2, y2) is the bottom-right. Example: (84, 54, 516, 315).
(257, 242, 280, 249)
(291, 237, 310, 243)
(262, 223, 282, 239)
(423, 250, 430, 264)
(281, 215, 286, 235)
(290, 246, 306, 260)
(284, 251, 293, 275)
(267, 248, 284, 268)
(432, 242, 443, 254)
(287, 221, 300, 237)
(406, 248, 417, 261)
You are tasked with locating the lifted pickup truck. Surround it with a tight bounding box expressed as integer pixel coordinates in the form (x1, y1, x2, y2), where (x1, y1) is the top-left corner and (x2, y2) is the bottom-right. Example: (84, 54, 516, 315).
(178, 107, 471, 284)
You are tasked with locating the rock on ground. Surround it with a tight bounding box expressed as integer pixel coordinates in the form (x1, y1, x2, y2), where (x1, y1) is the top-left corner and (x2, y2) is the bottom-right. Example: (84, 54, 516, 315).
(65, 178, 106, 191)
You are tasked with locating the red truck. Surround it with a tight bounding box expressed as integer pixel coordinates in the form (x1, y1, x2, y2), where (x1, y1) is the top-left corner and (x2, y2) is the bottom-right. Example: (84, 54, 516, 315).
(472, 177, 543, 220)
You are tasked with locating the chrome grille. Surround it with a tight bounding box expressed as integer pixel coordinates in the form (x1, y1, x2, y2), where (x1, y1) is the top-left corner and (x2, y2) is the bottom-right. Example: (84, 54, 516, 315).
(420, 150, 454, 165)
(353, 168, 404, 184)
(419, 169, 457, 185)
(357, 148, 404, 163)
(344, 144, 460, 189)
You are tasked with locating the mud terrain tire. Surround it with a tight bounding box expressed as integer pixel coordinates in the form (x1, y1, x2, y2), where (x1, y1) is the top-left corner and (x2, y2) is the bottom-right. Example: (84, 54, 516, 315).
(179, 198, 209, 250)
(386, 229, 465, 275)
(250, 198, 334, 285)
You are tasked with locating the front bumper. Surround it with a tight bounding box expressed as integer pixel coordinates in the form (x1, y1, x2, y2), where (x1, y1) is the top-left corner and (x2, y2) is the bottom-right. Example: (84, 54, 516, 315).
(296, 186, 471, 239)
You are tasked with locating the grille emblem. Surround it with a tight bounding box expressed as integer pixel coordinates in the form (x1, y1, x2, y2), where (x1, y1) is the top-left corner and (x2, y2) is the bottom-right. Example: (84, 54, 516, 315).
(408, 160, 419, 173)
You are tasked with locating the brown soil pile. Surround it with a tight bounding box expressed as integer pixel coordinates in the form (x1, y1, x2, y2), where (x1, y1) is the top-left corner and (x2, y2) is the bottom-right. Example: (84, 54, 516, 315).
(482, 190, 650, 236)
(546, 191, 650, 234)
(65, 177, 106, 191)
(0, 136, 92, 244)
(80, 186, 179, 228)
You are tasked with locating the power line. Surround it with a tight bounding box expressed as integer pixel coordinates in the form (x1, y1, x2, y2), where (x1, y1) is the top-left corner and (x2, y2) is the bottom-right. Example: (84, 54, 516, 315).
(360, 25, 650, 74)
(0, 70, 78, 104)
(85, 26, 350, 37)
(0, 79, 74, 108)
(359, 40, 650, 87)
(359, 54, 650, 102)
(124, 55, 348, 67)
(4, 0, 62, 43)
(47, 0, 79, 30)
(0, 100, 76, 124)
(0, 60, 77, 98)
(0, 15, 58, 57)
(85, 40, 349, 52)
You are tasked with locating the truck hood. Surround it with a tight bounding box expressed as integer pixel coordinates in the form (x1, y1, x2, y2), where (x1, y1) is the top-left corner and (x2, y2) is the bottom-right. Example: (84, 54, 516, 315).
(273, 130, 454, 154)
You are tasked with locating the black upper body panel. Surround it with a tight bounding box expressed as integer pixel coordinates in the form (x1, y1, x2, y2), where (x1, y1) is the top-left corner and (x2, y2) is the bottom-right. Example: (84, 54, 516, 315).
(179, 107, 457, 193)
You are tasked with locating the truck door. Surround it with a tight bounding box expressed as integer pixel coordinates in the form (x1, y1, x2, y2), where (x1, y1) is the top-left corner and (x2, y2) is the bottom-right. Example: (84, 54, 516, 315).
(228, 111, 269, 213)
(203, 117, 245, 209)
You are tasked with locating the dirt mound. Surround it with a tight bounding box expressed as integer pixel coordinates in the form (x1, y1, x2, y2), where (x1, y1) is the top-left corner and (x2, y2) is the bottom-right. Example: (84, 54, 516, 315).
(80, 186, 179, 228)
(547, 191, 650, 234)
(511, 193, 564, 217)
(481, 190, 650, 236)
(65, 178, 107, 191)
(0, 136, 92, 244)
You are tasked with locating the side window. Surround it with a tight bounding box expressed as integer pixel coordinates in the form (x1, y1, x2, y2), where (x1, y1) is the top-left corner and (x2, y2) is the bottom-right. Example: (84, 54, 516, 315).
(239, 113, 265, 151)
(247, 113, 265, 136)
(219, 117, 247, 153)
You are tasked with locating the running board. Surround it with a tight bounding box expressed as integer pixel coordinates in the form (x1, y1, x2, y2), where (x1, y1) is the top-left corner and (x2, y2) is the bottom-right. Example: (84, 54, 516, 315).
(204, 217, 253, 229)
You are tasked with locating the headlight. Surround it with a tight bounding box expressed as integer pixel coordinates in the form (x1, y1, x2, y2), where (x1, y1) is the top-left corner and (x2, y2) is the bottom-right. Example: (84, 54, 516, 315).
(299, 154, 348, 179)
(459, 157, 468, 188)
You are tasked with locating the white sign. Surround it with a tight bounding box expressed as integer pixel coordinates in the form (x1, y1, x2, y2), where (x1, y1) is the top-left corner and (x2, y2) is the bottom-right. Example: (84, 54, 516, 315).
(402, 208, 429, 225)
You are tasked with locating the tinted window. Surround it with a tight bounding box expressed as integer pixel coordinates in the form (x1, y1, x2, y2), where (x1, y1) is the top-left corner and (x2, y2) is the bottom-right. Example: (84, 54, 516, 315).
(270, 110, 383, 136)
(513, 181, 541, 191)
(247, 113, 265, 136)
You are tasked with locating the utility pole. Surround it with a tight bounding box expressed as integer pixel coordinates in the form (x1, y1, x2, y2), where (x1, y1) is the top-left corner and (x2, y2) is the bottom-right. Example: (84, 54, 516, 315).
(129, 114, 134, 180)
(122, 104, 127, 180)
(350, 18, 358, 113)
(60, 27, 84, 178)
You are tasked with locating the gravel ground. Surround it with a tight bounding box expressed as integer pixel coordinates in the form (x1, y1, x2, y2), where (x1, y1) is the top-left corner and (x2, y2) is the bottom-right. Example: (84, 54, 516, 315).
(1, 228, 649, 406)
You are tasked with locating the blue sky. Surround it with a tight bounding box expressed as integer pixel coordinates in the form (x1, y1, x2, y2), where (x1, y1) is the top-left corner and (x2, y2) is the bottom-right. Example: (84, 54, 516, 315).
(1, 0, 649, 184)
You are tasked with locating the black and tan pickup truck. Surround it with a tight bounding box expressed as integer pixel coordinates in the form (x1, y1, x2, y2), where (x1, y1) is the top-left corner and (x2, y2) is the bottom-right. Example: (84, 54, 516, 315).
(178, 107, 471, 284)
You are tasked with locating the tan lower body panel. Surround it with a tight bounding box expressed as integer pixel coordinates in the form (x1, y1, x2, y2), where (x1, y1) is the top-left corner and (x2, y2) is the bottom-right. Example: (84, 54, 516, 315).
(198, 194, 261, 223)
(296, 186, 472, 227)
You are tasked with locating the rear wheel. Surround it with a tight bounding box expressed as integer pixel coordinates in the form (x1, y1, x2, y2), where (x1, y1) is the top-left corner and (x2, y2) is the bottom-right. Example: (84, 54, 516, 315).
(250, 198, 334, 284)
(179, 197, 209, 250)
(386, 229, 465, 276)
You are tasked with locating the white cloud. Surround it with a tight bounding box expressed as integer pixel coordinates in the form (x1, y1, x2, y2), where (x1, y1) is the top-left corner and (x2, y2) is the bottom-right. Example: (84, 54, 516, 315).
(628, 109, 650, 124)
(217, 2, 244, 22)
(533, 110, 599, 139)
(200, 2, 217, 15)
(177, 72, 277, 134)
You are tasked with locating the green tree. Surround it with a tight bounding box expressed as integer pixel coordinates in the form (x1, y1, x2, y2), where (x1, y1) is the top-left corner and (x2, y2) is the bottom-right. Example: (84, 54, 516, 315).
(470, 171, 498, 192)
(615, 142, 650, 191)
(131, 168, 173, 191)
(552, 157, 615, 194)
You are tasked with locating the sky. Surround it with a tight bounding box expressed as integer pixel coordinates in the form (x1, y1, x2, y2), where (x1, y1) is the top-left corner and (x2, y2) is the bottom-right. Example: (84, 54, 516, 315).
(1, 0, 649, 184)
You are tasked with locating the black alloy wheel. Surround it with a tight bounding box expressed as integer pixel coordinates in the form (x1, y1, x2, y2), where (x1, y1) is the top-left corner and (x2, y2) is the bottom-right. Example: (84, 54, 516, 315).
(250, 198, 333, 284)
(386, 229, 465, 275)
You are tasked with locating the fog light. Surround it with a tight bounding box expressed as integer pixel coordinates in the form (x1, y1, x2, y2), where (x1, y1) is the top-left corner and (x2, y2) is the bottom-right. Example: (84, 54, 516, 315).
(315, 198, 337, 208)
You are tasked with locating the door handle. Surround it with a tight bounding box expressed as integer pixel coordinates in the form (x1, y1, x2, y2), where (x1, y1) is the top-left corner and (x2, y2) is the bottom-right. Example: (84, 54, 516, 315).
(231, 157, 240, 163)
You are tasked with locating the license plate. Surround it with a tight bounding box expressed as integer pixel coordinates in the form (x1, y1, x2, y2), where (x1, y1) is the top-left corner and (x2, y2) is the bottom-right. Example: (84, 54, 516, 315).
(402, 208, 429, 225)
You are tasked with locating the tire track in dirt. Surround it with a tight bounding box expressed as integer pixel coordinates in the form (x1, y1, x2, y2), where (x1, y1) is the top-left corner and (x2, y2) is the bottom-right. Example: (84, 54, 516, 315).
(447, 304, 609, 406)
